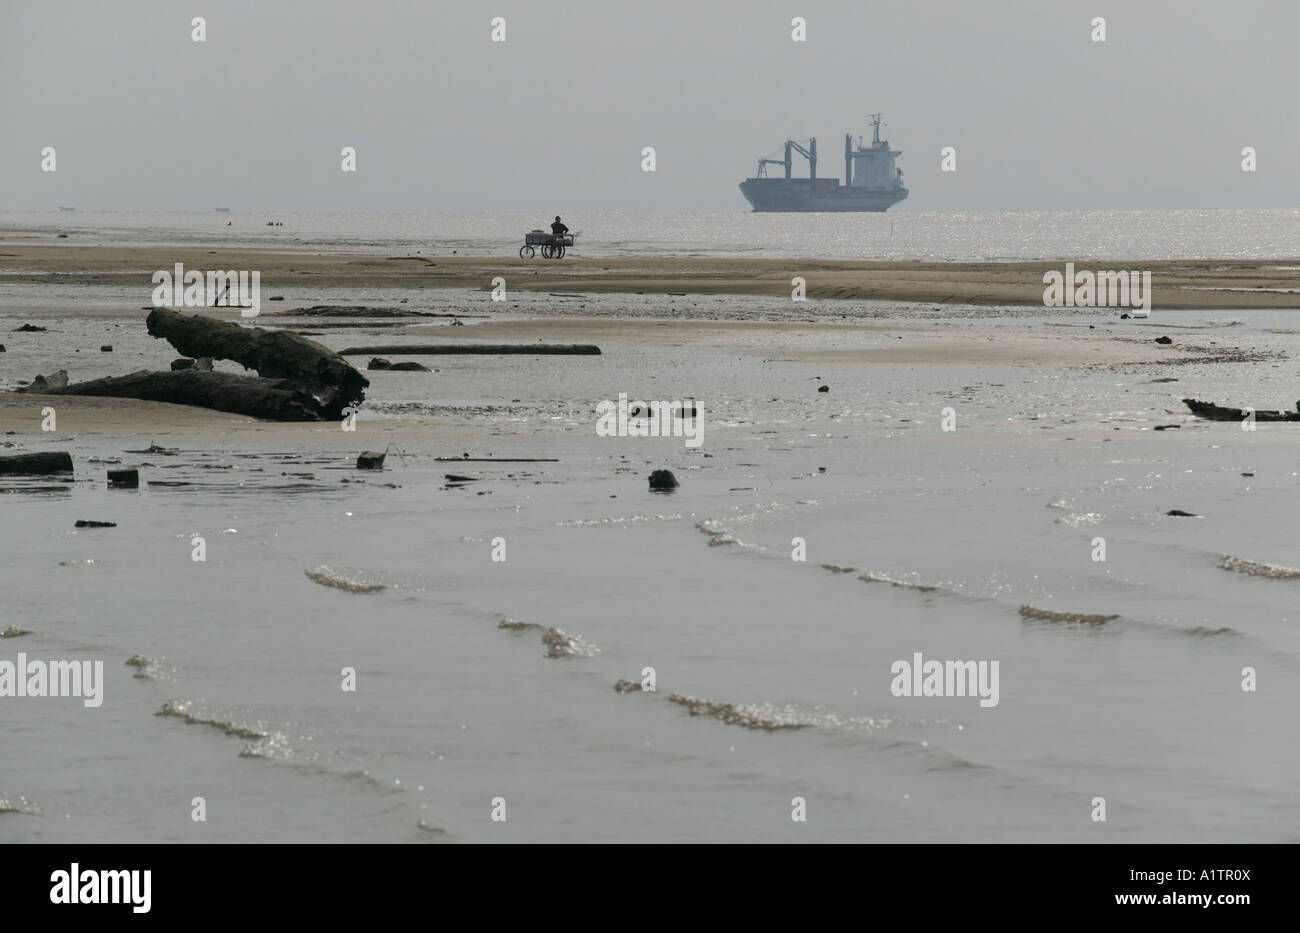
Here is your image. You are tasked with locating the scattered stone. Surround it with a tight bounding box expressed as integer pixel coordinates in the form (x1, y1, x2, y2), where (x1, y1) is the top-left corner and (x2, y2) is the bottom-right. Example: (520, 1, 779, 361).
(1166, 509, 1198, 517)
(269, 296, 284, 301)
(75, 520, 117, 528)
(649, 469, 678, 491)
(1242, 472, 1255, 477)
(367, 357, 393, 370)
(1, 626, 32, 638)
(1120, 313, 1131, 319)
(13, 324, 46, 332)
(107, 468, 139, 488)
(1155, 336, 1173, 345)
(817, 385, 829, 393)
(1153, 424, 1180, 431)
(100, 345, 113, 352)
(614, 680, 643, 693)
(357, 451, 385, 470)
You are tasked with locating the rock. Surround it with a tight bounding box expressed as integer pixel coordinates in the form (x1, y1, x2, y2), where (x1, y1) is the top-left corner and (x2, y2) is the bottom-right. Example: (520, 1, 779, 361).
(0, 452, 74, 475)
(0, 345, 6, 352)
(195, 357, 213, 371)
(389, 361, 429, 371)
(649, 469, 678, 490)
(367, 357, 393, 370)
(100, 345, 113, 352)
(1120, 313, 1131, 319)
(357, 451, 386, 470)
(818, 385, 829, 393)
(1153, 424, 1180, 431)
(107, 468, 139, 488)
(1155, 336, 1173, 345)
(14, 324, 46, 332)
(30, 370, 69, 391)
(75, 520, 117, 528)
(1166, 509, 1198, 517)
(171, 358, 196, 371)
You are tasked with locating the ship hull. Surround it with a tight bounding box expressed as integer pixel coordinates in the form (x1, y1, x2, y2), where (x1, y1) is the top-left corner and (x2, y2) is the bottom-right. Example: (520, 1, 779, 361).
(738, 179, 907, 212)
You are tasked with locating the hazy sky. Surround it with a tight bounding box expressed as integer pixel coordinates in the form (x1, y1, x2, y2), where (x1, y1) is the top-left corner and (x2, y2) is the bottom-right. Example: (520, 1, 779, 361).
(2, 0, 1296, 212)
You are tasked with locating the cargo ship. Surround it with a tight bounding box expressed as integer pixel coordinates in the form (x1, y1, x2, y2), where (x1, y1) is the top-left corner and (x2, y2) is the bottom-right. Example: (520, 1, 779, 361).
(739, 114, 907, 212)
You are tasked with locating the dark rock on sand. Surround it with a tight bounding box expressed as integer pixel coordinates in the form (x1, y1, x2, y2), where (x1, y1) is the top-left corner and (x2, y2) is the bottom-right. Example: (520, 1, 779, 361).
(357, 451, 386, 470)
(1155, 336, 1173, 345)
(100, 345, 113, 352)
(649, 469, 679, 490)
(75, 520, 117, 528)
(388, 361, 429, 371)
(107, 469, 139, 488)
(818, 385, 830, 393)
(14, 324, 46, 332)
(367, 357, 393, 370)
(1166, 509, 1198, 517)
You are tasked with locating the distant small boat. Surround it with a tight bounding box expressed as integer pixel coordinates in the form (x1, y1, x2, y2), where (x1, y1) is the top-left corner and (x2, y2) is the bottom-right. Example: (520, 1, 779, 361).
(215, 207, 230, 212)
(57, 206, 76, 212)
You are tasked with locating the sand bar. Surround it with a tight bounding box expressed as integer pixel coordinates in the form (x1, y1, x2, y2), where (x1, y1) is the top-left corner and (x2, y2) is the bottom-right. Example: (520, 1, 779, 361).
(3, 242, 1300, 308)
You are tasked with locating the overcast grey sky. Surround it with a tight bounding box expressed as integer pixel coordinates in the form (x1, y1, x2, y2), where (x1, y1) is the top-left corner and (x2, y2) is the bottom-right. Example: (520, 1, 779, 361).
(2, 0, 1296, 212)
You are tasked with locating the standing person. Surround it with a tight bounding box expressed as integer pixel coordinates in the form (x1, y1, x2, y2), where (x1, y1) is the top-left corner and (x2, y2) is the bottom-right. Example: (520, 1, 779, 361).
(551, 216, 569, 236)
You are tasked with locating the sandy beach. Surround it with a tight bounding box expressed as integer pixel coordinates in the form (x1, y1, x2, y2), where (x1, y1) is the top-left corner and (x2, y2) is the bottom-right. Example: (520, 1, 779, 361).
(5, 233, 1300, 847)
(4, 240, 1300, 309)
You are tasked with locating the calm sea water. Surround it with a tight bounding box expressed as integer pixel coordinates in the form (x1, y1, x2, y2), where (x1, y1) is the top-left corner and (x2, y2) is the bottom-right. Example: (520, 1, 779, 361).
(4, 207, 1300, 261)
(2, 216, 1299, 842)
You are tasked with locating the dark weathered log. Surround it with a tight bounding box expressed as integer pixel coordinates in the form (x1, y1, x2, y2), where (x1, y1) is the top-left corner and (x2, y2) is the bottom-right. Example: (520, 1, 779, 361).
(146, 309, 367, 418)
(20, 370, 329, 421)
(1183, 398, 1300, 422)
(339, 344, 600, 356)
(0, 452, 74, 475)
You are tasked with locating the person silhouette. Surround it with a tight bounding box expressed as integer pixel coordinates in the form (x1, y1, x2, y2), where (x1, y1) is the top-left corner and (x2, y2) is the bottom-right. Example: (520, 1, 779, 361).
(551, 216, 569, 236)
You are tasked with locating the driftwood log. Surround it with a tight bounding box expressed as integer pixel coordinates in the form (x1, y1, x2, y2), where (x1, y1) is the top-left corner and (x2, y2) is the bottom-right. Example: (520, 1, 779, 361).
(0, 452, 74, 475)
(19, 370, 330, 421)
(146, 309, 367, 418)
(1183, 398, 1300, 422)
(339, 344, 600, 356)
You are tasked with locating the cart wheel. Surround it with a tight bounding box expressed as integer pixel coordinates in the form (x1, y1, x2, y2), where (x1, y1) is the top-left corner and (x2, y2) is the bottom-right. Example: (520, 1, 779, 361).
(554, 245, 566, 259)
(519, 245, 534, 259)
(540, 244, 553, 259)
